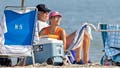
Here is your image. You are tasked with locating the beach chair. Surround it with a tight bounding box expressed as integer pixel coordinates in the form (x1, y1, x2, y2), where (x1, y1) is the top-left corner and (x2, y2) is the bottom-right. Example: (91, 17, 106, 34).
(65, 50, 76, 64)
(99, 24, 120, 66)
(0, 6, 37, 66)
(65, 23, 93, 64)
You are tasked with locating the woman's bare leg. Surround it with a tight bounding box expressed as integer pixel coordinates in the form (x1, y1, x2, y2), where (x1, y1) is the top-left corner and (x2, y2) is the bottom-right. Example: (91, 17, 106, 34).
(66, 32, 76, 49)
(75, 44, 83, 62)
(66, 31, 83, 62)
(83, 31, 91, 63)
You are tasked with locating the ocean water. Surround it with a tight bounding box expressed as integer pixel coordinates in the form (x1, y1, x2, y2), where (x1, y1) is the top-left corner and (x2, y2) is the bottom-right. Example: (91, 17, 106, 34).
(0, 0, 120, 63)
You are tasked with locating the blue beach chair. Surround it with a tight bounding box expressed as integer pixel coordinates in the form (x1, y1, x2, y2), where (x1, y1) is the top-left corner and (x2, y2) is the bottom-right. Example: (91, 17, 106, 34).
(0, 6, 37, 66)
(99, 24, 120, 66)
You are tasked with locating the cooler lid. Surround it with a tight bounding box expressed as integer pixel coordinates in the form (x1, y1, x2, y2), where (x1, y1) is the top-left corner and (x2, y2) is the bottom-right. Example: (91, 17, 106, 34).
(38, 38, 63, 44)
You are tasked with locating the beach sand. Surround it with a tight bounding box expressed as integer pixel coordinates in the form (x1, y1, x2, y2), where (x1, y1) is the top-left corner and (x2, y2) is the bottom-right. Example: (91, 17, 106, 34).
(0, 63, 119, 68)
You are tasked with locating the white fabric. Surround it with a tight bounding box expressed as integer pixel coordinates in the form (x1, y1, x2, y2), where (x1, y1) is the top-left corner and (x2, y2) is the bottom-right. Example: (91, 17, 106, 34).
(1, 45, 32, 56)
(0, 15, 7, 51)
(0, 15, 7, 34)
(12, 9, 31, 14)
(38, 38, 63, 44)
(83, 23, 93, 40)
(33, 20, 48, 44)
(37, 20, 49, 32)
(0, 10, 34, 55)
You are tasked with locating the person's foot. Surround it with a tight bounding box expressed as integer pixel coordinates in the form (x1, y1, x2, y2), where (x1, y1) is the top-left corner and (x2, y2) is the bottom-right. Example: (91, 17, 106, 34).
(75, 60, 85, 64)
(88, 60, 92, 63)
(73, 61, 76, 64)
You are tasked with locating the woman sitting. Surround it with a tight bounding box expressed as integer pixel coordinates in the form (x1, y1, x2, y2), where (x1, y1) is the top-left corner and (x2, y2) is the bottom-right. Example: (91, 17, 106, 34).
(39, 11, 66, 52)
(39, 11, 91, 64)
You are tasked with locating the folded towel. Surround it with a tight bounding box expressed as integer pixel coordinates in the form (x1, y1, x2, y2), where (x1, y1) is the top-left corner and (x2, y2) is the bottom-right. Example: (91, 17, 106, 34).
(67, 23, 93, 50)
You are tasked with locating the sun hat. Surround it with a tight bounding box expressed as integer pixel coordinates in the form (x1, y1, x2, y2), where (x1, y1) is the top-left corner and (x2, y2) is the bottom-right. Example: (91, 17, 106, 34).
(49, 11, 62, 18)
(36, 4, 51, 12)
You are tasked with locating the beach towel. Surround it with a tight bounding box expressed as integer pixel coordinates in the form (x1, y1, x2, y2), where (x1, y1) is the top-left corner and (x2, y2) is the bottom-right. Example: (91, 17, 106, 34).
(67, 23, 93, 51)
(66, 23, 93, 64)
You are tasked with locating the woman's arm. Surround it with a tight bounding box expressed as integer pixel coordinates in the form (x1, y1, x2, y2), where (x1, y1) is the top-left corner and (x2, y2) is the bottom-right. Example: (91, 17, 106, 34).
(60, 29, 67, 53)
(39, 28, 46, 37)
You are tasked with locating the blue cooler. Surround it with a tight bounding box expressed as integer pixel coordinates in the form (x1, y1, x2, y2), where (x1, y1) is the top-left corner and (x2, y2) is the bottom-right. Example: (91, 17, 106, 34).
(33, 38, 64, 65)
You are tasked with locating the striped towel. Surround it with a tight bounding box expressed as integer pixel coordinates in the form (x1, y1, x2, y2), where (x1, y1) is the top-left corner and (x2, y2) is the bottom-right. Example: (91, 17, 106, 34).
(67, 23, 93, 50)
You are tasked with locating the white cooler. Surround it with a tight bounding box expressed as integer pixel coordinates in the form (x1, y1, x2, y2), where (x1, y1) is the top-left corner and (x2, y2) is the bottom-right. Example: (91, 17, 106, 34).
(33, 38, 64, 65)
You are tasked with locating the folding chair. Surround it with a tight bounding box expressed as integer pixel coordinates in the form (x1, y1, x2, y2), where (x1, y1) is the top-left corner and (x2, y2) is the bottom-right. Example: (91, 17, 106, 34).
(0, 6, 37, 66)
(65, 50, 76, 64)
(99, 24, 120, 66)
(65, 23, 93, 64)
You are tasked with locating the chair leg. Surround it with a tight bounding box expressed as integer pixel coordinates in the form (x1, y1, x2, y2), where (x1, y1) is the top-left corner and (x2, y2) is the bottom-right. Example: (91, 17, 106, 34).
(65, 55, 72, 64)
(32, 50, 35, 66)
(17, 57, 26, 66)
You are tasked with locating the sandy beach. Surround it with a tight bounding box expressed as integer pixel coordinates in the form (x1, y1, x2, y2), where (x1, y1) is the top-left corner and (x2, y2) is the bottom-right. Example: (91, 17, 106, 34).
(0, 63, 120, 68)
(0, 0, 120, 68)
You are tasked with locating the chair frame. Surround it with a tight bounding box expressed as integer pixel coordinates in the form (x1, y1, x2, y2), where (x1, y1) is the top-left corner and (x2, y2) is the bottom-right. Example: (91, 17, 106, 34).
(0, 6, 38, 66)
(98, 23, 120, 65)
(98, 23, 120, 32)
